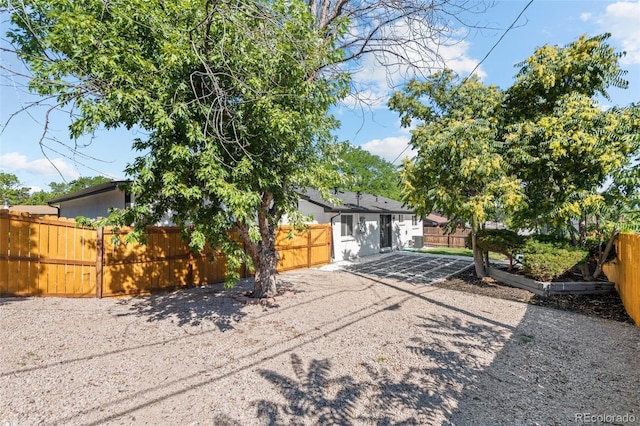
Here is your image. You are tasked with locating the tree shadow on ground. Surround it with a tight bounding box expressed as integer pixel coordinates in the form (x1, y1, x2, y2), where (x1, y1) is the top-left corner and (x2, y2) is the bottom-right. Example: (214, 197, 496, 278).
(254, 353, 363, 425)
(114, 279, 253, 331)
(254, 310, 514, 425)
(360, 313, 512, 424)
(443, 305, 640, 425)
(114, 276, 305, 331)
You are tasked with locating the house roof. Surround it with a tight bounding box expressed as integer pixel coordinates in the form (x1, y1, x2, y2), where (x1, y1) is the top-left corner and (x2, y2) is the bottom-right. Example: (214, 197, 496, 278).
(47, 180, 128, 204)
(298, 188, 415, 214)
(423, 212, 449, 226)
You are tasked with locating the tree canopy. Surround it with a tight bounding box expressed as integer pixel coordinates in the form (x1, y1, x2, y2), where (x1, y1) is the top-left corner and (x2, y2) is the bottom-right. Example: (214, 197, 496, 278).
(389, 71, 523, 277)
(391, 34, 640, 278)
(0, 172, 31, 205)
(330, 143, 401, 200)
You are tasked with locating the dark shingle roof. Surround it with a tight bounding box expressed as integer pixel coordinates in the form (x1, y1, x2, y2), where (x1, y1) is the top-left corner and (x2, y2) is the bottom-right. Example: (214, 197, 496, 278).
(47, 180, 128, 204)
(298, 188, 414, 214)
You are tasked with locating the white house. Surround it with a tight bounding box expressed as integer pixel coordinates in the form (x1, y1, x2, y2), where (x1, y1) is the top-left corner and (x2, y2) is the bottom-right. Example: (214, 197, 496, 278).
(292, 188, 424, 261)
(47, 180, 132, 219)
(48, 183, 424, 261)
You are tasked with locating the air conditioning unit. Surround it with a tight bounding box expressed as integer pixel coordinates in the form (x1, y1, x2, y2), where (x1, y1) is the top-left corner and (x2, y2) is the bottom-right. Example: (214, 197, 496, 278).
(412, 236, 424, 249)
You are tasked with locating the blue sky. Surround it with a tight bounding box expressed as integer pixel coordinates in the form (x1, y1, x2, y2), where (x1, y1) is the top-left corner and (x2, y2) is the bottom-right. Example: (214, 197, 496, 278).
(1, 0, 639, 192)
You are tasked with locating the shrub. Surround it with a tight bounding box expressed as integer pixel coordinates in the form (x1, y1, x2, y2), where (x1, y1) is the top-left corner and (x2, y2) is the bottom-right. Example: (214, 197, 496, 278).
(475, 229, 525, 258)
(521, 239, 588, 281)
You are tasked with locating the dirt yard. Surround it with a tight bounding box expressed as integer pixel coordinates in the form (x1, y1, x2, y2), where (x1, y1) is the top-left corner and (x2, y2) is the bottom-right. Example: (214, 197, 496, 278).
(1, 265, 639, 425)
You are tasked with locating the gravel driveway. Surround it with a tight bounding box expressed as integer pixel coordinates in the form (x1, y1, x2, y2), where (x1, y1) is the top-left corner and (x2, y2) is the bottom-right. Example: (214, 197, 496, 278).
(1, 260, 639, 425)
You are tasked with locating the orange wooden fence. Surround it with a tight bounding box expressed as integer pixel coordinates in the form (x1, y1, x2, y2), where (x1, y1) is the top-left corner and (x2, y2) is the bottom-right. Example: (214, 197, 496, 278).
(603, 233, 640, 326)
(423, 226, 470, 248)
(0, 211, 331, 298)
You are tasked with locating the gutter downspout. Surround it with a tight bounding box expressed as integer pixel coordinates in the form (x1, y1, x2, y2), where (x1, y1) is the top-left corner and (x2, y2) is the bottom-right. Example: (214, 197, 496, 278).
(329, 212, 341, 262)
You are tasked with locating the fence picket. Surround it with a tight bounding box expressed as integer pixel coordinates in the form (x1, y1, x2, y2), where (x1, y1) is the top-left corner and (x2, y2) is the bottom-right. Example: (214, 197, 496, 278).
(0, 214, 9, 294)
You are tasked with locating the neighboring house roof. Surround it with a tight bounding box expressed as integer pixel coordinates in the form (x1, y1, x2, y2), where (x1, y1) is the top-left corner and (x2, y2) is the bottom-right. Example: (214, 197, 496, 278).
(4, 205, 59, 216)
(423, 212, 449, 226)
(47, 180, 129, 204)
(298, 188, 415, 214)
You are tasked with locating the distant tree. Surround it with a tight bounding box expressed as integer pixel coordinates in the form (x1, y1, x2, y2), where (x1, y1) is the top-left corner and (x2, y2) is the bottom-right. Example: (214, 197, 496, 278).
(47, 176, 112, 198)
(24, 175, 112, 205)
(0, 172, 31, 205)
(331, 144, 401, 199)
(389, 71, 523, 278)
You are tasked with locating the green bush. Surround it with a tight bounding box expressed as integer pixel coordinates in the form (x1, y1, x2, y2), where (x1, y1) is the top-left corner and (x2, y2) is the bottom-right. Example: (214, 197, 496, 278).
(521, 239, 588, 281)
(528, 233, 574, 249)
(475, 229, 525, 258)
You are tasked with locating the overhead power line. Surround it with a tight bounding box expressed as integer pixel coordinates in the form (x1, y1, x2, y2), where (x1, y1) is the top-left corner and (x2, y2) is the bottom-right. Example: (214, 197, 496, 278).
(390, 0, 535, 165)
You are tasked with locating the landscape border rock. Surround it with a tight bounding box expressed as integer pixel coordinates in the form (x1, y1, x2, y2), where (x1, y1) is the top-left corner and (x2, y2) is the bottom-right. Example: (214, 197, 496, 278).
(488, 267, 615, 297)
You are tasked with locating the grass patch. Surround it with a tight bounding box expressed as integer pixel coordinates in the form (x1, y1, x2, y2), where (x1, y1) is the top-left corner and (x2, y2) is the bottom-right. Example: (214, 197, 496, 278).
(414, 247, 507, 260)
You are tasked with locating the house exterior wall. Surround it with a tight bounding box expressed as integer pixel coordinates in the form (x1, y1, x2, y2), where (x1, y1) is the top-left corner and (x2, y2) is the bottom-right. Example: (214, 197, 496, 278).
(56, 191, 125, 219)
(333, 213, 380, 260)
(280, 199, 333, 224)
(394, 214, 424, 249)
(329, 213, 423, 260)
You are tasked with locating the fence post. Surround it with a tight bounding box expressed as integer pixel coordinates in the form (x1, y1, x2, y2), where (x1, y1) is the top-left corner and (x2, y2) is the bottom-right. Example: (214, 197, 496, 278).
(307, 228, 312, 268)
(96, 227, 103, 298)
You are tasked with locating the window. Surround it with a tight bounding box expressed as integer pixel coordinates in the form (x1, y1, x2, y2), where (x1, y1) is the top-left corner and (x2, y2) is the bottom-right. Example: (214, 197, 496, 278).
(341, 215, 353, 237)
(398, 214, 404, 224)
(412, 215, 418, 226)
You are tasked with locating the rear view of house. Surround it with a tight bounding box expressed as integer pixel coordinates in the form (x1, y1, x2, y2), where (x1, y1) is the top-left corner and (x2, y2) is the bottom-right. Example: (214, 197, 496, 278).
(294, 188, 423, 261)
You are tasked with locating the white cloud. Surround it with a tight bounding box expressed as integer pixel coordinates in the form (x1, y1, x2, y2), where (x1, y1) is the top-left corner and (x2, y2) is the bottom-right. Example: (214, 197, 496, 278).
(360, 136, 416, 164)
(597, 1, 640, 64)
(580, 12, 592, 22)
(0, 152, 80, 179)
(341, 19, 483, 110)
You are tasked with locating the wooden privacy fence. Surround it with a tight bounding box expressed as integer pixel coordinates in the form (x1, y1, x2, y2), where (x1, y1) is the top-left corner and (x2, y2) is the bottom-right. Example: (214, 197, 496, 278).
(423, 226, 470, 248)
(0, 211, 331, 298)
(603, 233, 640, 326)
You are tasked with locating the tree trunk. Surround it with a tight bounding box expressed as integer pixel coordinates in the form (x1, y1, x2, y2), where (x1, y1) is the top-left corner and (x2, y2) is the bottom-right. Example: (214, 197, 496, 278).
(580, 262, 594, 281)
(234, 191, 281, 298)
(251, 244, 279, 298)
(592, 229, 618, 281)
(470, 228, 487, 278)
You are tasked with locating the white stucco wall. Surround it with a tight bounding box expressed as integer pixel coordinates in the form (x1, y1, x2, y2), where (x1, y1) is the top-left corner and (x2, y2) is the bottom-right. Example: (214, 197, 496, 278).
(394, 215, 424, 249)
(332, 213, 423, 260)
(285, 199, 426, 261)
(57, 191, 125, 219)
(280, 199, 333, 224)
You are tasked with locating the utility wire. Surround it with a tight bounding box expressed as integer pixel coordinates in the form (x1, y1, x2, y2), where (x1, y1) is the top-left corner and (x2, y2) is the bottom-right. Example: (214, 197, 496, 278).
(390, 0, 535, 165)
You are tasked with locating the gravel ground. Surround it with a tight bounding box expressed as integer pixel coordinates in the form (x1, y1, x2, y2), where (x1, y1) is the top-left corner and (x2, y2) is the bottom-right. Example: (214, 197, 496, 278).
(1, 266, 639, 425)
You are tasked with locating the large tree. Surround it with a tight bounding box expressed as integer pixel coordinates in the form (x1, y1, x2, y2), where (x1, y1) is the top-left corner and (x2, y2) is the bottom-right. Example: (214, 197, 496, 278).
(503, 34, 635, 234)
(3, 0, 347, 297)
(389, 71, 523, 277)
(502, 34, 640, 279)
(391, 34, 640, 279)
